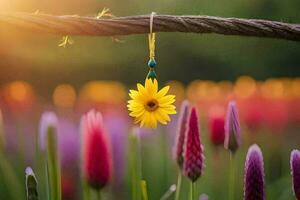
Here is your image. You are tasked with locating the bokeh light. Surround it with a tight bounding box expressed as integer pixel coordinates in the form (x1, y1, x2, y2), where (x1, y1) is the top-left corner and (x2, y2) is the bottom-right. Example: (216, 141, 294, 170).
(53, 84, 77, 109)
(2, 81, 35, 110)
(79, 81, 126, 105)
(234, 76, 256, 99)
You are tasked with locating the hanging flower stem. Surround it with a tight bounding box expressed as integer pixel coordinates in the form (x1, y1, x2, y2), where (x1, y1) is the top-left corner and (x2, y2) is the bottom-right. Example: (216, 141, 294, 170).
(229, 152, 236, 200)
(174, 172, 182, 200)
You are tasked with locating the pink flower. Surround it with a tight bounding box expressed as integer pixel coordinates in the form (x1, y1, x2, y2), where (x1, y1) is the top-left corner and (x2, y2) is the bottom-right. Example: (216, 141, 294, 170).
(174, 100, 189, 169)
(81, 110, 112, 189)
(183, 107, 204, 182)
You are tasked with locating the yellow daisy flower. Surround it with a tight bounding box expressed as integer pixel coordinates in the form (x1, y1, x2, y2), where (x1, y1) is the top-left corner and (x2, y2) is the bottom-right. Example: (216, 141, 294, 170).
(127, 78, 176, 128)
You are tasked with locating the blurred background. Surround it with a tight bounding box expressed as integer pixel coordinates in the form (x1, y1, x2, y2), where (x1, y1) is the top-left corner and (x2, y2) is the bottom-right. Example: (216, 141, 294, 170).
(0, 0, 299, 199)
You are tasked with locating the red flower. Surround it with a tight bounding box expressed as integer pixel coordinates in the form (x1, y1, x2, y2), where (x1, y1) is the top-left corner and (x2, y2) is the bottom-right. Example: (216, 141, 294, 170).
(208, 116, 225, 146)
(82, 110, 112, 189)
(183, 107, 204, 182)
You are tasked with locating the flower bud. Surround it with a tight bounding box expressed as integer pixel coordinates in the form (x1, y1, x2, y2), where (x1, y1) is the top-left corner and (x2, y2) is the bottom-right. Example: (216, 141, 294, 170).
(25, 167, 38, 200)
(224, 101, 241, 153)
(183, 107, 204, 182)
(174, 100, 189, 169)
(81, 110, 112, 189)
(291, 150, 300, 200)
(244, 144, 265, 200)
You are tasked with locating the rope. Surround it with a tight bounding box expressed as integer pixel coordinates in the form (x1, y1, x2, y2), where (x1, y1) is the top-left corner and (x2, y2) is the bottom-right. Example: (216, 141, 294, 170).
(0, 12, 300, 41)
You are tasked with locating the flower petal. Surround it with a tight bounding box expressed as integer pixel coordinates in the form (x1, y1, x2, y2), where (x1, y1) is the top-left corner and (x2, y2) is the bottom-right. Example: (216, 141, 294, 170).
(155, 86, 170, 99)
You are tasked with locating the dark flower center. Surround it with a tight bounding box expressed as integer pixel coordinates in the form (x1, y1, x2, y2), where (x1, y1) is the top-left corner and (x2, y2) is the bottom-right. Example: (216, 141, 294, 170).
(145, 99, 159, 112)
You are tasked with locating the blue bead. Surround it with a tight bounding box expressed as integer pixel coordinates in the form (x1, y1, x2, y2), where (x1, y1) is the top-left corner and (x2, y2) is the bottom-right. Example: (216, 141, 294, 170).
(148, 59, 156, 68)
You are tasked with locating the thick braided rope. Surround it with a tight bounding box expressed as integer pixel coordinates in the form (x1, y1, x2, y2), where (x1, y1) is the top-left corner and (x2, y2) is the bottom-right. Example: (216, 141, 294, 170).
(0, 13, 300, 41)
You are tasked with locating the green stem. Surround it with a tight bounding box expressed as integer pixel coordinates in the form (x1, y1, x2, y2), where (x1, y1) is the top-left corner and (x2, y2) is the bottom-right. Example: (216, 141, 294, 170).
(174, 173, 182, 200)
(129, 129, 142, 200)
(141, 180, 148, 200)
(46, 127, 61, 200)
(189, 182, 194, 200)
(229, 152, 235, 200)
(96, 190, 101, 200)
(82, 180, 90, 200)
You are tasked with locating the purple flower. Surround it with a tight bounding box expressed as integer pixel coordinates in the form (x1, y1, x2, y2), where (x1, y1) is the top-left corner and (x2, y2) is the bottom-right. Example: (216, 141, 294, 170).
(224, 101, 241, 153)
(244, 144, 265, 200)
(57, 118, 79, 168)
(103, 112, 129, 188)
(175, 100, 189, 169)
(291, 150, 300, 200)
(39, 112, 58, 151)
(183, 107, 204, 182)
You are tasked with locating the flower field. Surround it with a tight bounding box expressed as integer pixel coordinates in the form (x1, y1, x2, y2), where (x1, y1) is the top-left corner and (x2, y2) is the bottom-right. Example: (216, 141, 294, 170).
(0, 77, 299, 199)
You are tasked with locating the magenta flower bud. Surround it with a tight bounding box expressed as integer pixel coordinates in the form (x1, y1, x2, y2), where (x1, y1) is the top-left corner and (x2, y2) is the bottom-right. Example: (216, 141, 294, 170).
(244, 144, 265, 200)
(291, 150, 300, 200)
(174, 100, 189, 169)
(39, 112, 58, 151)
(183, 106, 204, 182)
(82, 110, 112, 189)
(224, 101, 241, 153)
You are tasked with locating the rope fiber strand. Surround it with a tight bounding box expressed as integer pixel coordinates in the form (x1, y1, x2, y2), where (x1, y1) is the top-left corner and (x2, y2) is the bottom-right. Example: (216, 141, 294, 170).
(0, 13, 300, 41)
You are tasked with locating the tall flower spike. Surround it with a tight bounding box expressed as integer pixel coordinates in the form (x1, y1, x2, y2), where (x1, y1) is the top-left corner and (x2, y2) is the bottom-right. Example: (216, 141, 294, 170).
(25, 167, 38, 200)
(82, 110, 112, 189)
(174, 100, 189, 169)
(244, 144, 265, 200)
(183, 107, 204, 182)
(128, 78, 176, 128)
(39, 112, 58, 151)
(291, 150, 300, 200)
(39, 112, 61, 200)
(224, 101, 241, 153)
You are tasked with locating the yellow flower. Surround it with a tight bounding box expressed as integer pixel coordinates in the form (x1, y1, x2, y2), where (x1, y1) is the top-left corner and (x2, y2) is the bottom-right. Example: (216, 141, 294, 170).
(128, 78, 176, 128)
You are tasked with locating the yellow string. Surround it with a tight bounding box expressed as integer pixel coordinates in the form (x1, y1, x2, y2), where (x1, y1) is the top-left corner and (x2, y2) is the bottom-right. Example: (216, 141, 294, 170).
(148, 32, 155, 60)
(148, 12, 156, 60)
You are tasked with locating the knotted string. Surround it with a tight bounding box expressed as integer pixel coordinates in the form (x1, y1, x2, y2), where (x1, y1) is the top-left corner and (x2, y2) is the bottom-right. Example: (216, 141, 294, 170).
(147, 12, 157, 80)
